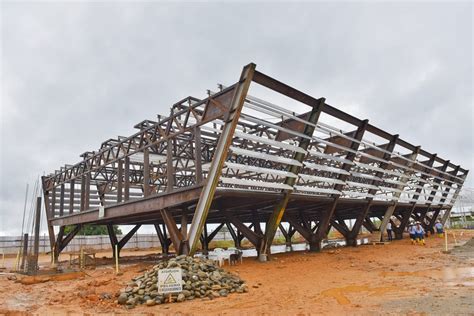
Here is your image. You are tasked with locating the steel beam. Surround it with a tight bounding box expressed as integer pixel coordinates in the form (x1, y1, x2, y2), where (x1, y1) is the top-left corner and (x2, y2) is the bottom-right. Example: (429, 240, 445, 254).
(226, 213, 261, 247)
(117, 160, 123, 203)
(69, 180, 75, 214)
(143, 148, 150, 197)
(59, 184, 65, 217)
(441, 170, 469, 225)
(160, 209, 186, 254)
(166, 140, 174, 192)
(314, 119, 369, 250)
(259, 98, 324, 261)
(377, 147, 420, 241)
(194, 127, 203, 184)
(188, 63, 256, 254)
(154, 223, 169, 254)
(346, 135, 398, 246)
(107, 224, 141, 257)
(50, 185, 202, 226)
(124, 157, 130, 201)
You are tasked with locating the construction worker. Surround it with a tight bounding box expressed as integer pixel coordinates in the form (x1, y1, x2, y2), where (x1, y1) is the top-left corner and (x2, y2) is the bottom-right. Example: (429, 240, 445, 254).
(434, 220, 444, 237)
(414, 222, 425, 245)
(408, 222, 417, 245)
(386, 221, 393, 241)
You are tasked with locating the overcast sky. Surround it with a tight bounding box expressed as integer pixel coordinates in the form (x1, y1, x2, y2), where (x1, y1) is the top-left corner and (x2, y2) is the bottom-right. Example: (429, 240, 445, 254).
(1, 1, 472, 236)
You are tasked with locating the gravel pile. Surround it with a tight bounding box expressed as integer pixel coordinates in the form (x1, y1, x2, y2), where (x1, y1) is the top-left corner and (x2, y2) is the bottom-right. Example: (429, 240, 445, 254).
(117, 255, 248, 308)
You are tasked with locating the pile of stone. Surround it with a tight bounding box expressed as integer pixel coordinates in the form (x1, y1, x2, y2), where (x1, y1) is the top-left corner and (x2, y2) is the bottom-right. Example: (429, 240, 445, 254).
(117, 255, 248, 308)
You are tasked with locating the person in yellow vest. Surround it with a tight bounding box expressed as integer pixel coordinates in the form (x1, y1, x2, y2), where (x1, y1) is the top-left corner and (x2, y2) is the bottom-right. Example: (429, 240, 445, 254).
(414, 222, 425, 245)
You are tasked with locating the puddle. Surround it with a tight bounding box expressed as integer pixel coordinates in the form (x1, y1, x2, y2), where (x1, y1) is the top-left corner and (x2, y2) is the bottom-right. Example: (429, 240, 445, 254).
(442, 266, 474, 287)
(380, 270, 434, 278)
(380, 267, 474, 287)
(4, 293, 32, 310)
(321, 284, 397, 305)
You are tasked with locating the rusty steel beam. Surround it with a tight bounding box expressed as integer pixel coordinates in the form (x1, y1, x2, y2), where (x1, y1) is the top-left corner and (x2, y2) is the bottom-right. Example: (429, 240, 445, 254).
(226, 213, 261, 247)
(377, 147, 420, 241)
(441, 170, 469, 225)
(50, 185, 203, 227)
(314, 119, 369, 250)
(160, 209, 186, 254)
(259, 98, 324, 261)
(154, 223, 169, 254)
(346, 134, 398, 246)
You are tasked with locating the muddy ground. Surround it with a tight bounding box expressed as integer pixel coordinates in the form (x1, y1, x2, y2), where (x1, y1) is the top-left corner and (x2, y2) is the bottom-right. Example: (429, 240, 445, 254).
(0, 230, 473, 315)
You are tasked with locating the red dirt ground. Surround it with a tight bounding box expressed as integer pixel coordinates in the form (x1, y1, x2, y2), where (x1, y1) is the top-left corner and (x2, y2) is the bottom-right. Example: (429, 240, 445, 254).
(0, 230, 473, 315)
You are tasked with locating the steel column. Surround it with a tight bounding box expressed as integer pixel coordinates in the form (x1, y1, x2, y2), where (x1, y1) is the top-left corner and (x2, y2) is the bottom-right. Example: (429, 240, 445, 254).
(188, 63, 256, 255)
(69, 180, 75, 214)
(314, 119, 369, 250)
(124, 157, 130, 201)
(377, 148, 420, 241)
(194, 127, 203, 184)
(259, 98, 324, 261)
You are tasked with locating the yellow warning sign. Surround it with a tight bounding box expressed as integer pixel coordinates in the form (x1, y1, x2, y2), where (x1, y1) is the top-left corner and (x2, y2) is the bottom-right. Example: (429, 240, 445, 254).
(164, 273, 176, 284)
(158, 268, 182, 294)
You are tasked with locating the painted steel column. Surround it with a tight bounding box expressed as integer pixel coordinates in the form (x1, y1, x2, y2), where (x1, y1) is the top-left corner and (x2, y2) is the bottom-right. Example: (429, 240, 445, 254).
(258, 98, 324, 261)
(188, 63, 256, 255)
(377, 147, 420, 241)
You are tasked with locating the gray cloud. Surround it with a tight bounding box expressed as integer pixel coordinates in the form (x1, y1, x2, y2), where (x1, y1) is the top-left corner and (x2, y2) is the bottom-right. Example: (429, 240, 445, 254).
(1, 1, 472, 235)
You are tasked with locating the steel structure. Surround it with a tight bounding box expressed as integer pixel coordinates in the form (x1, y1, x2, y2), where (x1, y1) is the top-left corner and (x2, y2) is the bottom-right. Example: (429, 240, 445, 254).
(41, 63, 468, 261)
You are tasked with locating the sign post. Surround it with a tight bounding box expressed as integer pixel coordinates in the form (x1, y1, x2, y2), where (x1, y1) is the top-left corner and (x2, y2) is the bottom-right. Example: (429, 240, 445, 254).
(158, 268, 183, 302)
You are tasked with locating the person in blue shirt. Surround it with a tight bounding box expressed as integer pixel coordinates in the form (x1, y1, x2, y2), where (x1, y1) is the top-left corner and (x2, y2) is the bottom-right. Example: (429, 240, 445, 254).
(434, 220, 444, 237)
(414, 222, 425, 245)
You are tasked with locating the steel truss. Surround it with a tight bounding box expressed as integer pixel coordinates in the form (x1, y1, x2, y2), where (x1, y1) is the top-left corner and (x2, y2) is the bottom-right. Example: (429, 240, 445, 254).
(41, 63, 469, 261)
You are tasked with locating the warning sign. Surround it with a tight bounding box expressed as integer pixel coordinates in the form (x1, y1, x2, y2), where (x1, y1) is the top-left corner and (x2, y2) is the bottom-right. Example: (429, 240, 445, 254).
(158, 268, 182, 294)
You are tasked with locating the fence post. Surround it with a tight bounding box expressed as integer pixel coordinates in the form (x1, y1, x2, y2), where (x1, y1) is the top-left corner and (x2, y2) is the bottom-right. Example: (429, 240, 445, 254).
(115, 244, 119, 273)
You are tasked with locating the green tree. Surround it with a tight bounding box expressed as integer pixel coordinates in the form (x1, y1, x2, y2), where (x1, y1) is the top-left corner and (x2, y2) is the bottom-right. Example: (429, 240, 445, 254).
(64, 224, 122, 235)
